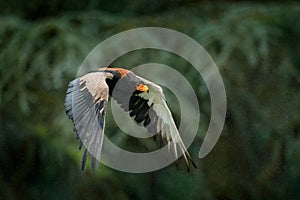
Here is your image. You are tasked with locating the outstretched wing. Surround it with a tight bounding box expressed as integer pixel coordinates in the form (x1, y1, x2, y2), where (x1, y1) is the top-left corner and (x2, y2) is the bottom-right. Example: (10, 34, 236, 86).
(113, 73, 197, 170)
(143, 85, 197, 171)
(64, 72, 111, 171)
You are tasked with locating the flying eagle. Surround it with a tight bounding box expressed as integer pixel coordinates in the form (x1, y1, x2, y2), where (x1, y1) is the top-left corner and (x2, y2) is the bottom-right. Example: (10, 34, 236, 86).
(65, 67, 196, 171)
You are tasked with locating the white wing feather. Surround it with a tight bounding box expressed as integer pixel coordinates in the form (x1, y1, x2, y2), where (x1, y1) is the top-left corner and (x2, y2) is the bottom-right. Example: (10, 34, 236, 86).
(138, 77, 196, 169)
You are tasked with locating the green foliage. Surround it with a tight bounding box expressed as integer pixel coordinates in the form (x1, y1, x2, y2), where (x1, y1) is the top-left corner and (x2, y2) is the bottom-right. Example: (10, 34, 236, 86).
(0, 2, 299, 200)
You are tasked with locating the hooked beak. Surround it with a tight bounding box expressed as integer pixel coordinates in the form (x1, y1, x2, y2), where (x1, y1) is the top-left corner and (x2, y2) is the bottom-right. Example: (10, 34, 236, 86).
(136, 84, 149, 93)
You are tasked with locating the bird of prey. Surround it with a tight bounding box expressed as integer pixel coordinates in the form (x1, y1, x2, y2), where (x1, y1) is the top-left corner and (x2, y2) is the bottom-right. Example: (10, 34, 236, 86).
(65, 67, 196, 171)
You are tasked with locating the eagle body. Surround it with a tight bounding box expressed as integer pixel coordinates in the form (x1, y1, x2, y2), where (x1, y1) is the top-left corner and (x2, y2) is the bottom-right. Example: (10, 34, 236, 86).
(65, 67, 196, 171)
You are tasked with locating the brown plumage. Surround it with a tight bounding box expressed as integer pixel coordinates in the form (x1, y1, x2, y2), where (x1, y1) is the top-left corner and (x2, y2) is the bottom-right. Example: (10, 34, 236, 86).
(64, 67, 197, 171)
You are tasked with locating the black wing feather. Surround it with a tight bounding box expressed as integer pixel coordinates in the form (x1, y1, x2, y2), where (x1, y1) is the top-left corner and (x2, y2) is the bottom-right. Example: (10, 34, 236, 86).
(111, 72, 197, 170)
(111, 73, 152, 126)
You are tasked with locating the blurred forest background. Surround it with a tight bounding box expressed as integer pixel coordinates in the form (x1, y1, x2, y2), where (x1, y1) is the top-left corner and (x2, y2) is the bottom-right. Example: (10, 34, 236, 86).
(1, 0, 300, 199)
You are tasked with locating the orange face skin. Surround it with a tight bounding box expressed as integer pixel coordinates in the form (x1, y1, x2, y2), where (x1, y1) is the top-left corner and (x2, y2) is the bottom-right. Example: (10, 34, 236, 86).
(99, 67, 148, 92)
(136, 84, 149, 93)
(100, 67, 130, 77)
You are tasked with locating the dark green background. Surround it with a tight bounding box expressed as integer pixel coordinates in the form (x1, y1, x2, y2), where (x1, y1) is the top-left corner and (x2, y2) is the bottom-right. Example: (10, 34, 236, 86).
(1, 1, 299, 199)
